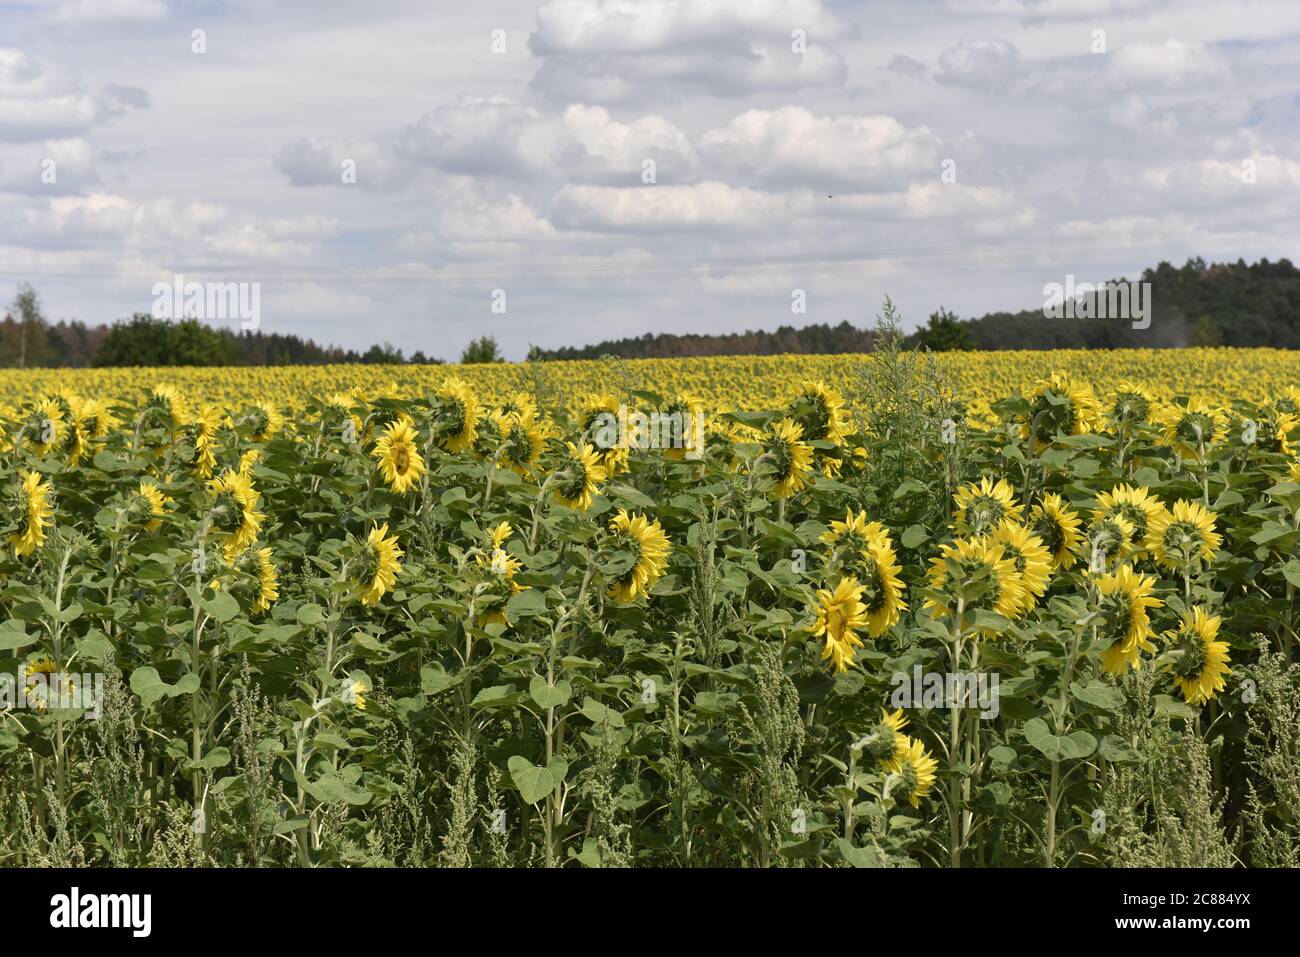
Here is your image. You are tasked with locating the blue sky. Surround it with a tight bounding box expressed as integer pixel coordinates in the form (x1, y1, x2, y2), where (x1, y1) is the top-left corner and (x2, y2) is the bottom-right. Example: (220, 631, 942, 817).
(1, 0, 1298, 358)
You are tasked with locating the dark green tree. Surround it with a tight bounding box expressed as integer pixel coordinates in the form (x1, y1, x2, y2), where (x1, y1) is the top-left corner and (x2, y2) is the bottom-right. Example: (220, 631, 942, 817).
(908, 308, 973, 351)
(460, 335, 505, 364)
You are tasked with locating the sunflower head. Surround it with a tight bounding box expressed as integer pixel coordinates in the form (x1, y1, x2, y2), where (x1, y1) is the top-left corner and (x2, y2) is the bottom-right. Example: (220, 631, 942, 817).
(553, 440, 607, 510)
(659, 394, 705, 461)
(207, 468, 265, 558)
(953, 476, 1023, 536)
(8, 470, 54, 557)
(991, 520, 1052, 616)
(18, 397, 64, 456)
(1107, 382, 1155, 428)
(1095, 564, 1163, 674)
(821, 511, 907, 637)
(250, 546, 279, 615)
(605, 509, 671, 603)
(133, 479, 169, 532)
(354, 523, 403, 606)
(763, 418, 814, 499)
(1024, 372, 1100, 452)
(240, 402, 284, 442)
(372, 416, 427, 494)
(883, 736, 939, 809)
(810, 577, 868, 672)
(431, 377, 479, 453)
(1158, 400, 1223, 461)
(1085, 513, 1137, 571)
(787, 380, 848, 447)
(1031, 492, 1084, 571)
(1165, 606, 1230, 706)
(496, 410, 545, 479)
(925, 536, 1024, 629)
(1093, 484, 1165, 557)
(861, 707, 909, 763)
(1143, 499, 1221, 573)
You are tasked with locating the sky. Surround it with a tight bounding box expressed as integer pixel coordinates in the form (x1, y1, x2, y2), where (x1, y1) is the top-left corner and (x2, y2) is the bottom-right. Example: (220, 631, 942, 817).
(1, 0, 1298, 360)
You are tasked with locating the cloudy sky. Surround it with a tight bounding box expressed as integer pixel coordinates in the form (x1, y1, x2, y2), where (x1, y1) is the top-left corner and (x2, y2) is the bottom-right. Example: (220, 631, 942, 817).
(1, 0, 1298, 359)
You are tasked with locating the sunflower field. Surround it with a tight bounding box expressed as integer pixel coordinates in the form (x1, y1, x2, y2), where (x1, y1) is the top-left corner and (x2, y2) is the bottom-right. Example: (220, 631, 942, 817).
(2, 330, 1299, 868)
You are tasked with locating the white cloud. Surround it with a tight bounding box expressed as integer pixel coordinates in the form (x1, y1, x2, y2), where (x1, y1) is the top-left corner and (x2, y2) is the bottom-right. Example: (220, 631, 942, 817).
(935, 39, 1020, 93)
(388, 97, 696, 183)
(0, 48, 145, 141)
(1112, 39, 1229, 86)
(50, 0, 166, 22)
(699, 106, 939, 189)
(528, 0, 849, 101)
(551, 181, 784, 231)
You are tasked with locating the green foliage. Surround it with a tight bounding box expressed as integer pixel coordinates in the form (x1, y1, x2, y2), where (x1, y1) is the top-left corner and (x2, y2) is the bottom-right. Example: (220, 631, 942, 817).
(460, 336, 506, 365)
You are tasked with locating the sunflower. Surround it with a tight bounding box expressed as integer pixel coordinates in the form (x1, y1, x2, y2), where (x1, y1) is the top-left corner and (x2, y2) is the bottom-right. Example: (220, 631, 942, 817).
(810, 577, 869, 673)
(60, 398, 108, 466)
(496, 410, 545, 478)
(250, 547, 279, 615)
(74, 397, 114, 440)
(1248, 411, 1298, 457)
(21, 656, 70, 712)
(820, 510, 907, 636)
(787, 380, 849, 447)
(1106, 382, 1155, 428)
(18, 396, 64, 456)
(347, 679, 367, 711)
(355, 523, 403, 606)
(1143, 499, 1221, 572)
(924, 536, 1024, 628)
(140, 383, 185, 440)
(1030, 492, 1084, 571)
(605, 510, 671, 602)
(1095, 564, 1163, 674)
(9, 470, 53, 557)
(660, 393, 705, 461)
(860, 707, 909, 764)
(180, 405, 224, 478)
(498, 392, 539, 423)
(1024, 372, 1100, 452)
(1092, 484, 1167, 559)
(991, 520, 1052, 615)
(580, 393, 629, 476)
(242, 402, 283, 442)
(883, 736, 939, 809)
(207, 468, 265, 558)
(1165, 606, 1230, 706)
(1274, 386, 1300, 417)
(472, 407, 504, 460)
(553, 440, 606, 510)
(475, 523, 527, 628)
(953, 476, 1023, 535)
(135, 480, 169, 532)
(1158, 400, 1223, 461)
(431, 377, 479, 453)
(372, 416, 426, 493)
(763, 418, 814, 498)
(1085, 513, 1137, 571)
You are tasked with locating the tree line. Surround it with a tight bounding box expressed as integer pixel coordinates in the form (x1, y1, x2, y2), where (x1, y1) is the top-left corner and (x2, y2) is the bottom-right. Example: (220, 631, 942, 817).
(5, 257, 1299, 367)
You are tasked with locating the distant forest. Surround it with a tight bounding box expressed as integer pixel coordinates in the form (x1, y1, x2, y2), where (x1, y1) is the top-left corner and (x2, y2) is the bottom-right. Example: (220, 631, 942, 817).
(529, 258, 1300, 359)
(2, 257, 1298, 367)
